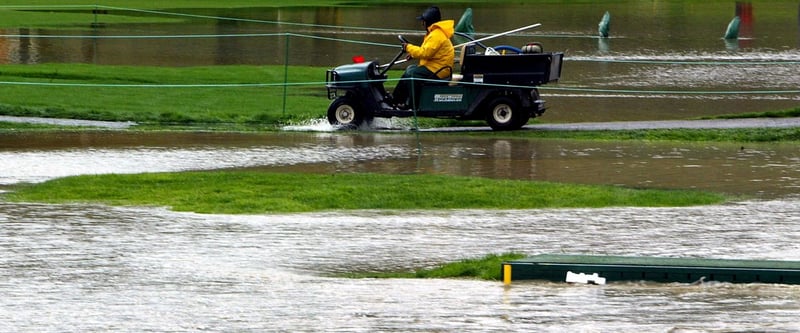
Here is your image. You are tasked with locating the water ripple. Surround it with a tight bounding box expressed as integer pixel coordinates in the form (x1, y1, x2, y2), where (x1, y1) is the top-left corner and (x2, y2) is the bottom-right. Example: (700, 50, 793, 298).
(0, 144, 409, 185)
(3, 201, 799, 331)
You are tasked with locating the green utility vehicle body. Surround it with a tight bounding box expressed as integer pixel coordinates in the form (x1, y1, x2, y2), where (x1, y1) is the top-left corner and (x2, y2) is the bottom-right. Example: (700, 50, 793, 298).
(325, 40, 564, 131)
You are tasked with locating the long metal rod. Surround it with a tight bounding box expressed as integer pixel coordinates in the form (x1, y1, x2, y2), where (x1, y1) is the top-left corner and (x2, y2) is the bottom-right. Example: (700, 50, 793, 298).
(454, 23, 541, 48)
(379, 23, 542, 69)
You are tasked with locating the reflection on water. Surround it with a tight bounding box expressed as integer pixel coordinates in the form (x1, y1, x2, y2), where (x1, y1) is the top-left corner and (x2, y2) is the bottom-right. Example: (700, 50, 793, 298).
(2, 2, 797, 66)
(0, 28, 38, 64)
(0, 138, 408, 185)
(2, 200, 800, 331)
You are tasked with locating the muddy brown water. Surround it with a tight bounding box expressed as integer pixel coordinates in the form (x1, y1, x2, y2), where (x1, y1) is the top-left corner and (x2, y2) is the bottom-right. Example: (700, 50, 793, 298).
(2, 131, 798, 198)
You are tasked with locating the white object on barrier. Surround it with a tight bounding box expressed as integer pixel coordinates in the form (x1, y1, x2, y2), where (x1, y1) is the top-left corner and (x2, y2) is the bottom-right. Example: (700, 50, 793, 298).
(566, 271, 606, 285)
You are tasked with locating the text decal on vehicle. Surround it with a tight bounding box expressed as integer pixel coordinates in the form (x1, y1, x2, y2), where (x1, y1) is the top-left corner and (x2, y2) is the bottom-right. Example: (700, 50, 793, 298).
(433, 94, 464, 103)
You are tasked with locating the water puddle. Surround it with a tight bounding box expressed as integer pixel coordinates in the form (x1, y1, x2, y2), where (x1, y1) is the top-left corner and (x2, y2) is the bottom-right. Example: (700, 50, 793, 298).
(0, 133, 409, 185)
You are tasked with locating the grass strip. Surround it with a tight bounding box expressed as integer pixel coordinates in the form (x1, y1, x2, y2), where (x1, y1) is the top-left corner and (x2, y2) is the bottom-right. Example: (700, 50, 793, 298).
(4, 171, 728, 214)
(0, 63, 329, 126)
(481, 126, 800, 143)
(697, 107, 800, 120)
(462, 107, 800, 142)
(0, 0, 533, 28)
(337, 253, 527, 280)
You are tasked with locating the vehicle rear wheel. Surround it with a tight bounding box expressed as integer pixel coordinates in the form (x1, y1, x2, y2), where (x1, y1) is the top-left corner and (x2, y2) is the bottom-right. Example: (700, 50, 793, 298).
(485, 96, 528, 131)
(327, 97, 366, 129)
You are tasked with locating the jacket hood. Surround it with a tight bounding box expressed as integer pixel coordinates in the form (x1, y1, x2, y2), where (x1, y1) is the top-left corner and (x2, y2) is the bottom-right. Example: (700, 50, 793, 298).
(428, 19, 455, 39)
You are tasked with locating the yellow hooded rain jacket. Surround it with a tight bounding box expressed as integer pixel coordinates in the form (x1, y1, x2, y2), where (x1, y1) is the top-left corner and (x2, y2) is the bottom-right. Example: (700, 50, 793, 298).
(405, 19, 455, 79)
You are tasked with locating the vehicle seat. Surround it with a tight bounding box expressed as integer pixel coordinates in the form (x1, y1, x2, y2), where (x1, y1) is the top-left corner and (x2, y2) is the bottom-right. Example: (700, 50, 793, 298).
(424, 66, 454, 86)
(449, 44, 471, 85)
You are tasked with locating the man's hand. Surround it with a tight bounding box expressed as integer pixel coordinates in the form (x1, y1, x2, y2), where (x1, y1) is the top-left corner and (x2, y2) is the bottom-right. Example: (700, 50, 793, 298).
(401, 42, 408, 52)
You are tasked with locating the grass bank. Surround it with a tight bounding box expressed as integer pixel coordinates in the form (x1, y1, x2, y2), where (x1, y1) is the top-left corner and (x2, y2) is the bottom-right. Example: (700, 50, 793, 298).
(0, 63, 328, 127)
(337, 253, 527, 280)
(0, 0, 568, 29)
(464, 106, 800, 143)
(481, 125, 800, 143)
(0, 1, 399, 29)
(4, 171, 727, 214)
(697, 108, 800, 120)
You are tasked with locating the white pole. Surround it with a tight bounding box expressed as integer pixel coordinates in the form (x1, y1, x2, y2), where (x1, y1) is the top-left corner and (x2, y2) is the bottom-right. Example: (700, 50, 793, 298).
(454, 23, 542, 48)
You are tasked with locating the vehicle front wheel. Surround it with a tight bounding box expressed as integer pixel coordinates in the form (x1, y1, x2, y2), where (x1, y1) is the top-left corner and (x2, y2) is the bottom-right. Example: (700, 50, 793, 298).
(327, 97, 366, 129)
(485, 96, 528, 131)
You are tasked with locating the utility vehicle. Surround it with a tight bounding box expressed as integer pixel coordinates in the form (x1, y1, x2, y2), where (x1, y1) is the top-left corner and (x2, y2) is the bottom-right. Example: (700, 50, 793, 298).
(325, 34, 563, 130)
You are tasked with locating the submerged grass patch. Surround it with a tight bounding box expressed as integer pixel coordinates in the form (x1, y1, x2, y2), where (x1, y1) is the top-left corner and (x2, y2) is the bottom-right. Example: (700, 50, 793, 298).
(337, 253, 527, 280)
(5, 171, 728, 214)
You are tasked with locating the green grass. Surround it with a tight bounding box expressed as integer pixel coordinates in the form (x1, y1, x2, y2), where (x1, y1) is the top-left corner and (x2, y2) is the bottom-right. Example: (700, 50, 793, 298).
(479, 127, 800, 143)
(488, 107, 800, 143)
(337, 253, 527, 280)
(1, 0, 333, 7)
(4, 171, 728, 214)
(0, 1, 364, 29)
(697, 107, 800, 120)
(0, 0, 578, 28)
(0, 63, 328, 127)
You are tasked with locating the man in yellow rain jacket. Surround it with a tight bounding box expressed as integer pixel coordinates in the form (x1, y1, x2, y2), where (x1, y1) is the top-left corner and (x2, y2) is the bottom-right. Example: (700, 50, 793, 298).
(391, 6, 455, 109)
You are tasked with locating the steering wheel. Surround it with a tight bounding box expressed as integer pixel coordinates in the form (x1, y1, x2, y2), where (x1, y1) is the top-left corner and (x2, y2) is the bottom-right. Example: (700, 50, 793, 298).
(379, 35, 410, 76)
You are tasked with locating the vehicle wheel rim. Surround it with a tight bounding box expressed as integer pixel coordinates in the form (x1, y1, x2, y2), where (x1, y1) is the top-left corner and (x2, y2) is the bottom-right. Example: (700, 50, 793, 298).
(335, 105, 355, 124)
(492, 104, 512, 124)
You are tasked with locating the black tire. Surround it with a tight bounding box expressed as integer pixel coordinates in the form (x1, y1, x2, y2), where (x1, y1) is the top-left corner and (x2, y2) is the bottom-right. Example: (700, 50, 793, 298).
(485, 96, 528, 131)
(327, 97, 366, 129)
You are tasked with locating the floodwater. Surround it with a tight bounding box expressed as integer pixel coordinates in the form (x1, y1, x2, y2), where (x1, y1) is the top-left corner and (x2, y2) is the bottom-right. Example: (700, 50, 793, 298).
(2, 1, 800, 331)
(2, 131, 800, 331)
(1, 1, 799, 122)
(2, 201, 800, 332)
